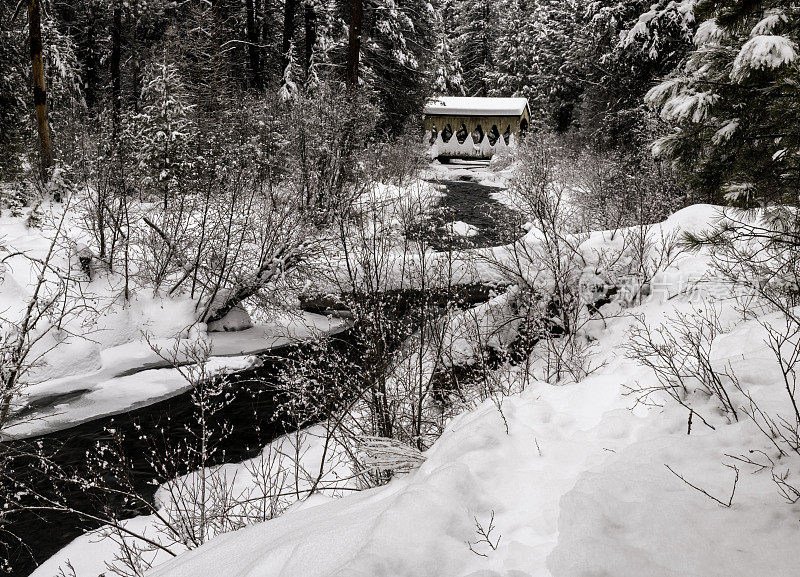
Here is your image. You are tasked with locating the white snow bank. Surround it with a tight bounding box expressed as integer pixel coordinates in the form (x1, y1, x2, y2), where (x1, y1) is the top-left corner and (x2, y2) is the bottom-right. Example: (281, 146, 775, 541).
(548, 420, 799, 577)
(29, 423, 360, 577)
(3, 312, 348, 439)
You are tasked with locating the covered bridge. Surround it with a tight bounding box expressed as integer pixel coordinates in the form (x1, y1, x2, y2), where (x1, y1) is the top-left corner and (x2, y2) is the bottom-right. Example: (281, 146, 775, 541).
(423, 97, 531, 160)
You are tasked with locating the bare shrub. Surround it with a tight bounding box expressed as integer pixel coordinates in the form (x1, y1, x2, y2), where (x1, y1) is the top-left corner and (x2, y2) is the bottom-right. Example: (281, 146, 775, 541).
(480, 138, 606, 385)
(625, 306, 739, 428)
(685, 208, 800, 500)
(467, 510, 501, 557)
(568, 143, 687, 232)
(0, 195, 90, 430)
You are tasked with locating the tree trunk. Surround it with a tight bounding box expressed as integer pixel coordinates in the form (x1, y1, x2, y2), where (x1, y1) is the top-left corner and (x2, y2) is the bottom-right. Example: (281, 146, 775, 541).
(346, 0, 363, 88)
(111, 0, 122, 138)
(28, 0, 52, 174)
(303, 2, 316, 78)
(281, 0, 298, 75)
(245, 0, 262, 89)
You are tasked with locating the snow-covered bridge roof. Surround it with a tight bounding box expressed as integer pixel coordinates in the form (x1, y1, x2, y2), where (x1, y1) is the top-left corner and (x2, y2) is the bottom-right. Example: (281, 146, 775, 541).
(423, 97, 530, 117)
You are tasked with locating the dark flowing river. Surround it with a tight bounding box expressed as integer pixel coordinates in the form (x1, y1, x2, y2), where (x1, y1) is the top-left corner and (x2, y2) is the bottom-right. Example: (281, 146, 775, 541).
(3, 345, 325, 577)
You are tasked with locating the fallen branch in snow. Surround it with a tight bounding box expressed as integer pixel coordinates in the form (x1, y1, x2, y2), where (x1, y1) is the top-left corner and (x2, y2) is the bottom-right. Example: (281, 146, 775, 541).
(200, 240, 312, 323)
(356, 436, 426, 475)
(665, 463, 739, 508)
(724, 450, 774, 474)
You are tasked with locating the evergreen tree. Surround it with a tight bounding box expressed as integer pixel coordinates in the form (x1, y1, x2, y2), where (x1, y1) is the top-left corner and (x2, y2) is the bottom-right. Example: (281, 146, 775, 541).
(430, 1, 465, 96)
(647, 0, 800, 204)
(526, 0, 580, 131)
(279, 44, 300, 102)
(486, 1, 534, 98)
(41, 13, 85, 162)
(454, 0, 495, 96)
(132, 56, 195, 203)
(0, 7, 28, 179)
(572, 0, 694, 146)
(355, 0, 437, 132)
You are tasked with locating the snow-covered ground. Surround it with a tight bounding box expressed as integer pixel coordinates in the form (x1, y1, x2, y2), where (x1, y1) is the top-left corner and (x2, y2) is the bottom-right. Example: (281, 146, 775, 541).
(30, 203, 800, 577)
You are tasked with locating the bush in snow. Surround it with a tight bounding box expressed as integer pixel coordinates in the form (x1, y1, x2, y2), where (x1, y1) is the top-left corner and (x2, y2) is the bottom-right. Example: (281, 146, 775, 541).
(1, 184, 26, 218)
(568, 142, 688, 231)
(632, 207, 800, 502)
(486, 139, 604, 385)
(625, 306, 740, 429)
(25, 201, 44, 229)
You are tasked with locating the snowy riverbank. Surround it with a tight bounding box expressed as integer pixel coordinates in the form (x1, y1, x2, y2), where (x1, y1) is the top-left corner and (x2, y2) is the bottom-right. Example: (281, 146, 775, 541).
(30, 203, 800, 577)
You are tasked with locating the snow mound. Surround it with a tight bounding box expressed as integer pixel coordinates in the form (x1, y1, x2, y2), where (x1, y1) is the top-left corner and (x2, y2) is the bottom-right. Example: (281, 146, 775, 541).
(446, 220, 479, 237)
(548, 427, 799, 577)
(207, 305, 254, 332)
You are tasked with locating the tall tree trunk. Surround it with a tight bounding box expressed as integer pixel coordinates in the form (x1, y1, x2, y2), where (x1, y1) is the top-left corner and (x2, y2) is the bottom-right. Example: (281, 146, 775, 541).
(111, 0, 122, 138)
(303, 2, 316, 78)
(245, 0, 262, 89)
(27, 0, 52, 174)
(281, 0, 298, 74)
(261, 0, 273, 73)
(346, 0, 363, 88)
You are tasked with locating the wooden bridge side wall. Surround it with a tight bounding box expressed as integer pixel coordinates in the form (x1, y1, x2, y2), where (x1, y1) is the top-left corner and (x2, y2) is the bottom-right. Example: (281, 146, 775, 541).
(423, 114, 522, 136)
(423, 110, 530, 159)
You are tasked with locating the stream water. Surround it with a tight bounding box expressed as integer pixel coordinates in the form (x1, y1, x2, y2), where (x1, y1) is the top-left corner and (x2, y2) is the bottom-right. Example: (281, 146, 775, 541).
(430, 172, 515, 250)
(3, 346, 322, 577)
(4, 174, 515, 577)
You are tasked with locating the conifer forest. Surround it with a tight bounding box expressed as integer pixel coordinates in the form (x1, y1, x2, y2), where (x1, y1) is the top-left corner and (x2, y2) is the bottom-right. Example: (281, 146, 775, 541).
(2, 1, 800, 576)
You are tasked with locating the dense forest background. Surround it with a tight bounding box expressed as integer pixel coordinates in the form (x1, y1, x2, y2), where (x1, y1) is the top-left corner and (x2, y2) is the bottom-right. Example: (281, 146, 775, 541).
(2, 0, 798, 205)
(0, 0, 689, 174)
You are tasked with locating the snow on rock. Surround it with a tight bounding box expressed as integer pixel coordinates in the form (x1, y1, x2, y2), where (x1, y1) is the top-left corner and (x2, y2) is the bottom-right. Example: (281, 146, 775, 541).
(207, 304, 254, 332)
(446, 220, 479, 238)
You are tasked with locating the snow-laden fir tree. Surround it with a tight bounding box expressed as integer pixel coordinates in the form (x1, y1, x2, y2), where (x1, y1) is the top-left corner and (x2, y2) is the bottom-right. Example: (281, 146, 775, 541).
(647, 0, 800, 204)
(430, 1, 466, 96)
(132, 57, 195, 205)
(363, 0, 437, 132)
(527, 0, 581, 131)
(279, 44, 300, 102)
(0, 8, 27, 180)
(454, 0, 496, 96)
(486, 0, 536, 100)
(41, 13, 86, 163)
(567, 0, 694, 145)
